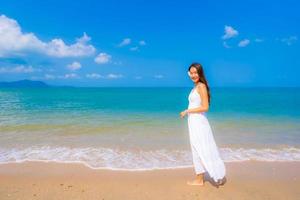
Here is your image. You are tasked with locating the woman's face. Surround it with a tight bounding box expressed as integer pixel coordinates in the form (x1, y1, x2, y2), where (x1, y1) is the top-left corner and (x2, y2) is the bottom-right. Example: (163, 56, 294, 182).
(188, 67, 199, 83)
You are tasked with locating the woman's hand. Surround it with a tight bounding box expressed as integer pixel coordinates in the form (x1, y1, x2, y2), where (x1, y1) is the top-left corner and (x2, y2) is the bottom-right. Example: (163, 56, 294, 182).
(180, 110, 188, 118)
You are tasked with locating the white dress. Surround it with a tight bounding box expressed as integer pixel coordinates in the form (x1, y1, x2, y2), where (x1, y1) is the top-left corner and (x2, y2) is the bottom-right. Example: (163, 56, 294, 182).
(187, 87, 226, 182)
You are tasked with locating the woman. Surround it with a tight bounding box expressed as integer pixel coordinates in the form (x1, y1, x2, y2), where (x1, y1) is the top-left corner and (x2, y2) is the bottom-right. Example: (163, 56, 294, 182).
(180, 63, 226, 186)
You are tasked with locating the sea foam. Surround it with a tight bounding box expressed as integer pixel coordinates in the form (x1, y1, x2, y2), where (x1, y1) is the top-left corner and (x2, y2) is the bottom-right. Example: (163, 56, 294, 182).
(0, 146, 299, 170)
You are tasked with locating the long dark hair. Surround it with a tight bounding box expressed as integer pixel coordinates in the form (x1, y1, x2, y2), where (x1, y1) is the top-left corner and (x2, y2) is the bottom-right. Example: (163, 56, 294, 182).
(188, 63, 211, 105)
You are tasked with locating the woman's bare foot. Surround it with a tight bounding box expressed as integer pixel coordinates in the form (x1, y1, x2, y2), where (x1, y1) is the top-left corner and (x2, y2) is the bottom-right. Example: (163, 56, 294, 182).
(187, 173, 205, 186)
(187, 179, 204, 186)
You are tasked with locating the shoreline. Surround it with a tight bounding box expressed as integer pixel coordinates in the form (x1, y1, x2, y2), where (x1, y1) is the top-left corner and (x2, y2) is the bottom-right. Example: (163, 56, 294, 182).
(0, 161, 299, 200)
(1, 159, 300, 171)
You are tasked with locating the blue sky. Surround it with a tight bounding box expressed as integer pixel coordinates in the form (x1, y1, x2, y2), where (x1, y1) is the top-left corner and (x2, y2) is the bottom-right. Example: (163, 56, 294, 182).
(0, 0, 299, 87)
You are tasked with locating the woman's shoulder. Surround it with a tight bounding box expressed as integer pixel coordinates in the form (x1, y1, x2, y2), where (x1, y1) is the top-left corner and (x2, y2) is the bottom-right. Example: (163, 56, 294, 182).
(196, 82, 206, 90)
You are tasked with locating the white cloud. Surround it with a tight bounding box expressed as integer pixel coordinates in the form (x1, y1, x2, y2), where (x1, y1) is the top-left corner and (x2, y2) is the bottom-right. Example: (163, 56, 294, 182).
(118, 38, 131, 47)
(238, 39, 250, 47)
(94, 53, 111, 64)
(0, 15, 96, 57)
(154, 74, 164, 79)
(281, 36, 297, 45)
(117, 38, 145, 51)
(139, 40, 146, 46)
(255, 38, 264, 42)
(223, 41, 231, 48)
(32, 73, 80, 80)
(222, 25, 239, 40)
(63, 73, 80, 79)
(86, 73, 123, 79)
(33, 72, 123, 80)
(67, 61, 81, 71)
(0, 15, 44, 56)
(107, 73, 123, 79)
(0, 65, 40, 73)
(46, 32, 96, 57)
(30, 74, 55, 80)
(130, 46, 139, 51)
(86, 73, 102, 79)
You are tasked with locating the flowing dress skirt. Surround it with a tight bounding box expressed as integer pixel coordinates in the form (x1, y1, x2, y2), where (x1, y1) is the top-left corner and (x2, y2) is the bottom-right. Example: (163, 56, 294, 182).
(188, 112, 226, 182)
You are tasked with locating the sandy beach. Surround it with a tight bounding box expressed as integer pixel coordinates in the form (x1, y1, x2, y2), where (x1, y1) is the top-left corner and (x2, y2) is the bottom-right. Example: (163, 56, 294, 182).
(0, 161, 299, 200)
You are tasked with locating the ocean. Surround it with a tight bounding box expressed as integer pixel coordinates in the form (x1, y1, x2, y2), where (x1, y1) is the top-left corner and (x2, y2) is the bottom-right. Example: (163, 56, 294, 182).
(0, 87, 299, 170)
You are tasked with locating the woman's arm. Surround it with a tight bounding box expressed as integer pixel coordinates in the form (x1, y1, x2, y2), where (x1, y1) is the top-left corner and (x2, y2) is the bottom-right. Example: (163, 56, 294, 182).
(186, 83, 209, 114)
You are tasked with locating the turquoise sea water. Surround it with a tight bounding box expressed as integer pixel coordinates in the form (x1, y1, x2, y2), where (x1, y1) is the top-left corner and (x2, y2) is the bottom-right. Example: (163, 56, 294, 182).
(0, 87, 299, 170)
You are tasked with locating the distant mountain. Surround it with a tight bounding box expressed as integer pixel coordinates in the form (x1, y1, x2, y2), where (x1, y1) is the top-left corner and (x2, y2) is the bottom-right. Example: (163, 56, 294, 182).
(0, 80, 50, 88)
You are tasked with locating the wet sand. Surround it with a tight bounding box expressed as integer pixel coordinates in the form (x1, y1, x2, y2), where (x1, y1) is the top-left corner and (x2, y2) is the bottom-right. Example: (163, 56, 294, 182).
(0, 161, 299, 200)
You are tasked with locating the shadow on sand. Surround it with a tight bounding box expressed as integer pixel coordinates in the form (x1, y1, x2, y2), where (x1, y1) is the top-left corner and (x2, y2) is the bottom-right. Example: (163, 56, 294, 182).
(204, 173, 227, 188)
